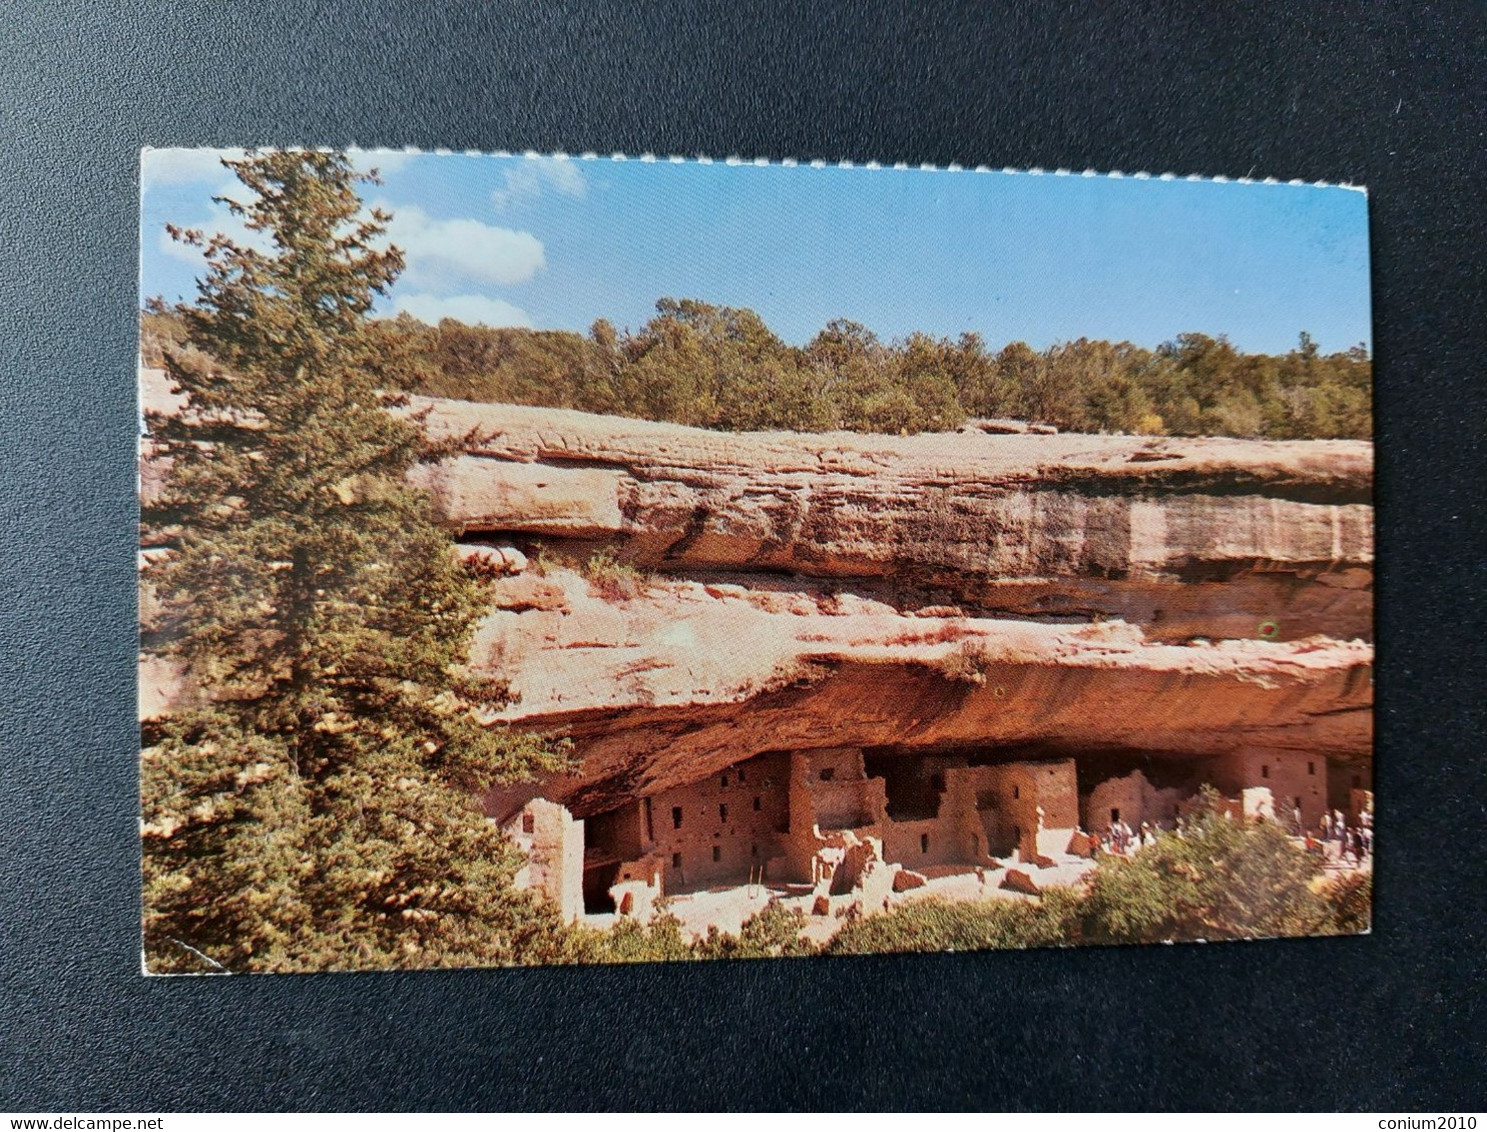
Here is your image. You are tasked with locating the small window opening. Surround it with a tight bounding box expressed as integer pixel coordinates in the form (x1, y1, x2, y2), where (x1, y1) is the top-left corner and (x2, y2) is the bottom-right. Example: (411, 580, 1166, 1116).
(721, 774, 729, 788)
(1110, 808, 1120, 824)
(750, 843, 758, 858)
(671, 806, 683, 830)
(712, 846, 721, 863)
(1307, 761, 1316, 776)
(753, 795, 761, 812)
(920, 833, 929, 854)
(819, 767, 835, 782)
(671, 852, 681, 869)
(719, 804, 728, 822)
(521, 812, 535, 834)
(1261, 765, 1270, 779)
(1013, 786, 1020, 799)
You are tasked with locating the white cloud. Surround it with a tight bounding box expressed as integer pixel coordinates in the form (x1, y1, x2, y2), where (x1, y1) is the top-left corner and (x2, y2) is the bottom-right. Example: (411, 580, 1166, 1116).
(491, 156, 586, 210)
(391, 292, 533, 328)
(141, 148, 246, 191)
(382, 203, 545, 287)
(153, 196, 271, 267)
(348, 149, 415, 176)
(145, 148, 414, 195)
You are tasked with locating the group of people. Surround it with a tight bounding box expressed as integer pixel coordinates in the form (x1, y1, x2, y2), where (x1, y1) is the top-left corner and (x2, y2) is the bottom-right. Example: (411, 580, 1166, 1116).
(1089, 818, 1160, 857)
(1084, 805, 1374, 869)
(1312, 807, 1373, 867)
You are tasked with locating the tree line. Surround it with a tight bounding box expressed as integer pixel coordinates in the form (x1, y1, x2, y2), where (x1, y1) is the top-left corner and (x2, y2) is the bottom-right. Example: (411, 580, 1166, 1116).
(144, 299, 1371, 440)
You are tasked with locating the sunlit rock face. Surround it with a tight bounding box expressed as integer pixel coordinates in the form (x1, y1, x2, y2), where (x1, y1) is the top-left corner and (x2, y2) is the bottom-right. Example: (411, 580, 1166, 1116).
(412, 395, 1372, 644)
(138, 371, 1373, 821)
(467, 566, 1372, 817)
(400, 398, 1371, 818)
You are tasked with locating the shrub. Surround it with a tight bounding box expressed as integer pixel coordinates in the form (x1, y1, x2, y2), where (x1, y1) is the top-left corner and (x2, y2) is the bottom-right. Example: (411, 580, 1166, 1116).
(695, 900, 818, 959)
(564, 913, 697, 965)
(582, 548, 650, 601)
(1317, 870, 1372, 935)
(528, 544, 574, 578)
(1076, 787, 1331, 944)
(825, 891, 1078, 955)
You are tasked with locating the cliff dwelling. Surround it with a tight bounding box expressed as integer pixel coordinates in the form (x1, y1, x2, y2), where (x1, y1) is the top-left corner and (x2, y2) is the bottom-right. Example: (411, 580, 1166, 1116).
(496, 743, 1373, 930)
(140, 368, 1375, 940)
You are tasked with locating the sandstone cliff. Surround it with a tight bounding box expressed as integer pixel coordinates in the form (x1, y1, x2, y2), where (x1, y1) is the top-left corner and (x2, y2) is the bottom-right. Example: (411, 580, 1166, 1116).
(138, 369, 1373, 821)
(409, 395, 1373, 643)
(467, 564, 1371, 816)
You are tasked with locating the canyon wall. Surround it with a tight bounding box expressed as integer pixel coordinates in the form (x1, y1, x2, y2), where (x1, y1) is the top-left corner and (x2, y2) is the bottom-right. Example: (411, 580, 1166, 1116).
(410, 396, 1373, 643)
(139, 371, 1374, 824)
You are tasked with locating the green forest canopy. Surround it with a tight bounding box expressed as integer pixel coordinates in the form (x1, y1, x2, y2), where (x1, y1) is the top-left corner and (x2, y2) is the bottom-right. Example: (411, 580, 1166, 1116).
(143, 297, 1371, 440)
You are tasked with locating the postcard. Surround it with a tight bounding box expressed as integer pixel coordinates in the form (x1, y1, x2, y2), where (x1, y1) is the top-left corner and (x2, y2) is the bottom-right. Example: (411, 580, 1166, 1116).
(139, 148, 1372, 973)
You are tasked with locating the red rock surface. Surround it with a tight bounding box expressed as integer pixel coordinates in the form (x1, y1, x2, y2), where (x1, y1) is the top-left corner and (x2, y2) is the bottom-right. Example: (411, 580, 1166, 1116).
(407, 394, 1373, 642)
(469, 567, 1371, 815)
(138, 368, 1373, 819)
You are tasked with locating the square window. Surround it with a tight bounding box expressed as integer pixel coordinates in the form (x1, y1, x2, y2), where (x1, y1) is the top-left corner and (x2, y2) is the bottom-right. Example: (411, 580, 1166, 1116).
(819, 767, 835, 782)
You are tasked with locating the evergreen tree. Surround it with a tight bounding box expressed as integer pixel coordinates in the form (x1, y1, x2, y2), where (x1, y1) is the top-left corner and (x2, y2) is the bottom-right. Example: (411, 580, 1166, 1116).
(141, 150, 570, 974)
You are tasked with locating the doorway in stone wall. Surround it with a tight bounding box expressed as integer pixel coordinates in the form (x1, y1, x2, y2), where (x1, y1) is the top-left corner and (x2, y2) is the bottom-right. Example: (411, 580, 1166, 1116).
(582, 860, 620, 914)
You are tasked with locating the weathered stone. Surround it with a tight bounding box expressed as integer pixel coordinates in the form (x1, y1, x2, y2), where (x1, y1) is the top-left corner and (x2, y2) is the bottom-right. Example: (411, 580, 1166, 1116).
(138, 368, 1373, 845)
(412, 456, 625, 537)
(1000, 868, 1041, 895)
(399, 394, 1373, 643)
(487, 574, 569, 613)
(1064, 831, 1095, 858)
(965, 418, 1029, 435)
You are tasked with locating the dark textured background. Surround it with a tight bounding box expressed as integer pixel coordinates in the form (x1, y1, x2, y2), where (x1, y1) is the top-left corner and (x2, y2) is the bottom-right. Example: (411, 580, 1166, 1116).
(2, 0, 1484, 1111)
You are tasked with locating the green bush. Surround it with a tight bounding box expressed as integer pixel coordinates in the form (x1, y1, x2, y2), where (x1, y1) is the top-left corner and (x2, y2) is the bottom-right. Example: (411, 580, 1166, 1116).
(1076, 788, 1333, 944)
(564, 913, 698, 965)
(582, 548, 650, 601)
(1317, 870, 1372, 935)
(826, 891, 1078, 955)
(695, 900, 819, 960)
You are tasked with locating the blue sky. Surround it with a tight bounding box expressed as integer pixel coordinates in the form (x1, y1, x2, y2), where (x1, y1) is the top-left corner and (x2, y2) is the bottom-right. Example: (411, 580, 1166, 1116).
(140, 149, 1372, 355)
